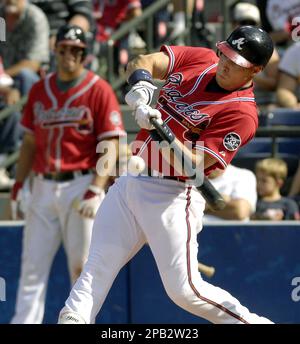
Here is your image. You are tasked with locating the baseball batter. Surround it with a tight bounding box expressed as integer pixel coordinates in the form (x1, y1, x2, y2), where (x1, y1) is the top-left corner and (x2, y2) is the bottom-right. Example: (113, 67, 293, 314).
(10, 25, 126, 324)
(59, 26, 274, 324)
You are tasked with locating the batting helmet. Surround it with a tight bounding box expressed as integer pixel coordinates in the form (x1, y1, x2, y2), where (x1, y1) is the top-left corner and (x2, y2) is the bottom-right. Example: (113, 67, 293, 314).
(216, 26, 274, 68)
(56, 24, 87, 57)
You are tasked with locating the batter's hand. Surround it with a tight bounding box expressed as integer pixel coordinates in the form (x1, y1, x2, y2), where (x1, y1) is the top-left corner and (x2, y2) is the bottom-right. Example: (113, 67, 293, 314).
(75, 185, 105, 219)
(125, 81, 157, 109)
(133, 104, 162, 130)
(10, 181, 23, 220)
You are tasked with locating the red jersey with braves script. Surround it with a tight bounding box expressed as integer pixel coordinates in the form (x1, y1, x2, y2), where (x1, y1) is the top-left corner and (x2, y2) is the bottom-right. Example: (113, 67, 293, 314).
(132, 45, 258, 176)
(93, 0, 141, 42)
(21, 70, 126, 173)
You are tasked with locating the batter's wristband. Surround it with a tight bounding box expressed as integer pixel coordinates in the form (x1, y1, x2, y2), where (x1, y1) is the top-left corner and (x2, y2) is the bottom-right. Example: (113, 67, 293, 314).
(149, 122, 175, 144)
(128, 69, 154, 86)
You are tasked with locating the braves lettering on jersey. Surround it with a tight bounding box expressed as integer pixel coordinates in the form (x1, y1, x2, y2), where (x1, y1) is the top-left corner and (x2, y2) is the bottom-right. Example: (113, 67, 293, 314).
(21, 71, 126, 173)
(132, 45, 258, 176)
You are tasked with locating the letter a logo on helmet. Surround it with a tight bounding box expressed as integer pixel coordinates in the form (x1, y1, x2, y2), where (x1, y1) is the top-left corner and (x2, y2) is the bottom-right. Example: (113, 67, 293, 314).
(216, 26, 274, 68)
(56, 24, 87, 49)
(64, 28, 78, 41)
(231, 38, 246, 50)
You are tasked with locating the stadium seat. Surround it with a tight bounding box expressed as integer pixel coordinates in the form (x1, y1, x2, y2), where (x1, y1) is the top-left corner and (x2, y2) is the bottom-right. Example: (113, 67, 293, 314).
(236, 138, 273, 156)
(237, 137, 300, 158)
(265, 109, 300, 126)
(277, 138, 300, 156)
(233, 153, 271, 172)
(232, 153, 299, 178)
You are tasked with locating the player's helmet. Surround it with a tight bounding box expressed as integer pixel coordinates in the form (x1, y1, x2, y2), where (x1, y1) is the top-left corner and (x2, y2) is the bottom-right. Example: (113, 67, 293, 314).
(216, 26, 274, 68)
(56, 24, 87, 58)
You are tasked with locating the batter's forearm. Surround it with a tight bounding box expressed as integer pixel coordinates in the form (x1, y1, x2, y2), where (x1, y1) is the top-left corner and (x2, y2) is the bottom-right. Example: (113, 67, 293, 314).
(126, 53, 169, 81)
(277, 88, 299, 108)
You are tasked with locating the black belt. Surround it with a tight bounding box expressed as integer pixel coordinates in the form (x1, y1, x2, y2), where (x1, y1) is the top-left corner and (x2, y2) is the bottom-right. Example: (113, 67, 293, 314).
(36, 169, 94, 182)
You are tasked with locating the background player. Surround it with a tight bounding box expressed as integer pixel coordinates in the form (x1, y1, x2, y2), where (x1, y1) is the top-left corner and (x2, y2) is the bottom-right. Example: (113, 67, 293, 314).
(10, 24, 126, 324)
(58, 26, 274, 324)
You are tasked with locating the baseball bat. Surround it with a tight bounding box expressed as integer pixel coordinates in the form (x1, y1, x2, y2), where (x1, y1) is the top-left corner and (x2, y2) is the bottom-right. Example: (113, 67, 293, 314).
(198, 262, 215, 278)
(149, 117, 226, 211)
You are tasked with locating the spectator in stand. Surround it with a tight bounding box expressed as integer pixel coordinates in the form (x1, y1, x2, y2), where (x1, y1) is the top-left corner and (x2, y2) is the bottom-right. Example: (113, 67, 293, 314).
(142, 1, 206, 47)
(93, 0, 143, 76)
(169, 0, 197, 45)
(276, 42, 300, 108)
(0, 0, 49, 189)
(141, 0, 170, 47)
(30, 0, 92, 36)
(288, 161, 300, 208)
(0, 57, 16, 189)
(252, 158, 300, 220)
(0, 0, 49, 94)
(265, 0, 300, 46)
(204, 164, 257, 222)
(30, 0, 93, 71)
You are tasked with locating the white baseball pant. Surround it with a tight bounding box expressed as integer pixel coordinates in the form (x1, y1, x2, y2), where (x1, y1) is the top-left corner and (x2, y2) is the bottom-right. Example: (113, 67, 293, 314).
(60, 175, 273, 324)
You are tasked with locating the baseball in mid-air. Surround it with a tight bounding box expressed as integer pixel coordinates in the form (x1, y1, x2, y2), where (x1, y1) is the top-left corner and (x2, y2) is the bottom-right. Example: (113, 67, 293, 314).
(127, 156, 146, 176)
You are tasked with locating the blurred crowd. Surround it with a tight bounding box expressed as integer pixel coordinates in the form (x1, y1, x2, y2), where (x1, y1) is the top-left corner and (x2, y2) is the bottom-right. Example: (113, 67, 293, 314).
(1, 0, 300, 223)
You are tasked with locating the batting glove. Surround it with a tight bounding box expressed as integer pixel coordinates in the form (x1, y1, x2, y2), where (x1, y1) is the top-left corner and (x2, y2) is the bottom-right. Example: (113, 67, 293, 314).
(11, 181, 23, 220)
(133, 104, 163, 130)
(125, 81, 157, 109)
(75, 185, 105, 219)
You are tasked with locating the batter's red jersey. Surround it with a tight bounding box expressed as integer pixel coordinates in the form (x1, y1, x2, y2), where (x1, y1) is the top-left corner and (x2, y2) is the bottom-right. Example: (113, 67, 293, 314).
(133, 45, 258, 176)
(21, 70, 126, 173)
(93, 0, 141, 42)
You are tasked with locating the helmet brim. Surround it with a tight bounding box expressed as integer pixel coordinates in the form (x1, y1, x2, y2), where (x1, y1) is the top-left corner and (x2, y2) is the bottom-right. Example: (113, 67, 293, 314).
(216, 41, 254, 68)
(57, 40, 87, 49)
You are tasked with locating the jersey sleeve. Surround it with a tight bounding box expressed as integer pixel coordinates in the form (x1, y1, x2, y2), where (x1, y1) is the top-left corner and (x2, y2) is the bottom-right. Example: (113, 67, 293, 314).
(160, 45, 218, 79)
(195, 109, 258, 171)
(94, 80, 127, 141)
